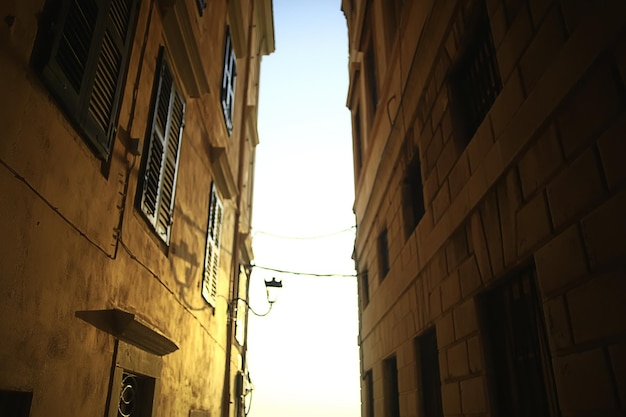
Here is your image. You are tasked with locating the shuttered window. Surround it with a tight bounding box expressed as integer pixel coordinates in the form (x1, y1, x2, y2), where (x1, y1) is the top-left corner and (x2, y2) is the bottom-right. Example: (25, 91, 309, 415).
(35, 0, 139, 160)
(202, 183, 224, 306)
(221, 27, 237, 136)
(138, 50, 185, 244)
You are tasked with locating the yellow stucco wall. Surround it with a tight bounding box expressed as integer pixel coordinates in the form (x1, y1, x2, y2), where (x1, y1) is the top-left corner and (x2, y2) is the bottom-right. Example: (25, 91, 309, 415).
(0, 0, 271, 415)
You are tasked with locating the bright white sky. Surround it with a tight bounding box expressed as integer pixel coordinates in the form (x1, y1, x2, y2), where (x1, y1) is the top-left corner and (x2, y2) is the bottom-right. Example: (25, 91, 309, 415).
(246, 1, 360, 416)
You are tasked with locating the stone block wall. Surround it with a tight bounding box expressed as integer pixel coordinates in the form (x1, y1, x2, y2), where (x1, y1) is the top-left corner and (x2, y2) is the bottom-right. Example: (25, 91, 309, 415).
(351, 1, 626, 416)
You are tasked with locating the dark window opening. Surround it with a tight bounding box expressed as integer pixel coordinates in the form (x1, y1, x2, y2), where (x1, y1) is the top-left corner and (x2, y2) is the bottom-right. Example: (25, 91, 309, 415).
(417, 328, 444, 417)
(195, 0, 206, 16)
(382, 0, 403, 49)
(378, 229, 390, 280)
(383, 356, 400, 417)
(0, 390, 33, 417)
(402, 142, 425, 237)
(360, 270, 370, 308)
(480, 270, 559, 417)
(32, 0, 139, 160)
(354, 106, 363, 174)
(448, 0, 501, 147)
(365, 40, 379, 114)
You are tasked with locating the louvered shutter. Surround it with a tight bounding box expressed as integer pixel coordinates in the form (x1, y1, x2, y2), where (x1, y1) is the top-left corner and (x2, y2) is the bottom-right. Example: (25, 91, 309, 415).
(83, 0, 137, 158)
(40, 0, 138, 160)
(202, 184, 223, 306)
(140, 52, 185, 244)
(221, 28, 236, 135)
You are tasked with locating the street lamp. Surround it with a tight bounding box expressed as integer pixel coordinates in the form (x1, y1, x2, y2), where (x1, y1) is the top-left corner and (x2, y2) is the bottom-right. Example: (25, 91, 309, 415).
(264, 277, 282, 305)
(229, 277, 282, 318)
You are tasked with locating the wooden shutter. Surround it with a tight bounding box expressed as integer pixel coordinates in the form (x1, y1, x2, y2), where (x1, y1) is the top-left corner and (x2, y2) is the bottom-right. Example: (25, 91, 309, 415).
(83, 0, 137, 158)
(140, 52, 185, 244)
(202, 184, 223, 306)
(40, 0, 138, 160)
(221, 28, 236, 135)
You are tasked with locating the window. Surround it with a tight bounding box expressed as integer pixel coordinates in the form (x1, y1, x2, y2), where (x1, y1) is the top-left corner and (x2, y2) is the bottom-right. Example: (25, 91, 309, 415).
(0, 390, 33, 417)
(365, 35, 379, 115)
(202, 183, 224, 307)
(364, 370, 374, 417)
(137, 49, 185, 244)
(353, 105, 364, 174)
(382, 0, 403, 49)
(417, 328, 444, 417)
(221, 27, 237, 136)
(195, 0, 206, 16)
(448, 0, 501, 146)
(378, 229, 390, 280)
(402, 138, 425, 237)
(33, 0, 139, 160)
(112, 370, 155, 417)
(360, 270, 370, 308)
(383, 356, 400, 417)
(480, 270, 559, 417)
(360, 4, 378, 119)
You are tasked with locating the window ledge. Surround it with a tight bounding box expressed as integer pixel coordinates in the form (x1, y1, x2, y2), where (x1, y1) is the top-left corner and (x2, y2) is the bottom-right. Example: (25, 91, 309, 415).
(76, 308, 179, 356)
(210, 146, 237, 199)
(161, 0, 210, 98)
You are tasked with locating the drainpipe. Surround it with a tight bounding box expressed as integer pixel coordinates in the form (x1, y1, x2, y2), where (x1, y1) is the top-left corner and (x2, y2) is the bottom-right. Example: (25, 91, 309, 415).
(222, 1, 256, 416)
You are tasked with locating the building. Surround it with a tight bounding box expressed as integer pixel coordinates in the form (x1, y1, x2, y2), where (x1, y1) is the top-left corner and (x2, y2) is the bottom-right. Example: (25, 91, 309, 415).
(343, 1, 626, 416)
(0, 0, 274, 416)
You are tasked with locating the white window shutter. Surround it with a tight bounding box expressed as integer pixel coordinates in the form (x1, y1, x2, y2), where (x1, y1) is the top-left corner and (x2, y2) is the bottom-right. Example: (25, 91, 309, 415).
(202, 184, 223, 306)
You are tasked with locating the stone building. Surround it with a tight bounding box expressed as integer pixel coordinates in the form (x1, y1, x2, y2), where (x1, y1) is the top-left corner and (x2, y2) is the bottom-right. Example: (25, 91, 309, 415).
(0, 0, 273, 416)
(343, 1, 626, 416)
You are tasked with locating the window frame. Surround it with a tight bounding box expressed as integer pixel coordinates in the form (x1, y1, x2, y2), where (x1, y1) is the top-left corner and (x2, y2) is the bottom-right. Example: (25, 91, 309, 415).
(33, 0, 140, 161)
(137, 48, 186, 245)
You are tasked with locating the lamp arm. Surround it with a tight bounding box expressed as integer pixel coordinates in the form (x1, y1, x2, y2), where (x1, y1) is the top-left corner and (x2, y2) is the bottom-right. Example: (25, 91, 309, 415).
(222, 295, 275, 317)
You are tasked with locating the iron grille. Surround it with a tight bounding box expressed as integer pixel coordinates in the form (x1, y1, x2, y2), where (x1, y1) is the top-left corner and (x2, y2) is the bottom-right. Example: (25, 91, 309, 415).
(481, 270, 559, 417)
(117, 371, 154, 417)
(449, 1, 502, 146)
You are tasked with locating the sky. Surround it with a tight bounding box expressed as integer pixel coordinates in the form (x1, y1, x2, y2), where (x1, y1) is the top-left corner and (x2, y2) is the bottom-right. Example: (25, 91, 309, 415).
(245, 1, 361, 417)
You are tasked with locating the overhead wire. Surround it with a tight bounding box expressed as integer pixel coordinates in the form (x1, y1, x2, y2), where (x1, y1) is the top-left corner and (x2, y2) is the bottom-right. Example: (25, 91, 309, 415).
(248, 263, 358, 278)
(252, 225, 356, 240)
